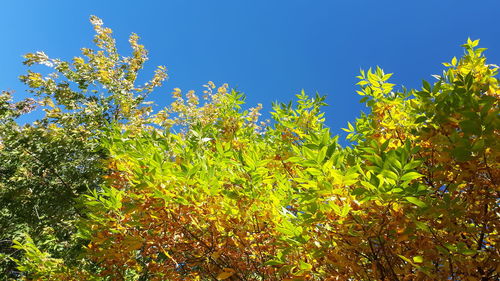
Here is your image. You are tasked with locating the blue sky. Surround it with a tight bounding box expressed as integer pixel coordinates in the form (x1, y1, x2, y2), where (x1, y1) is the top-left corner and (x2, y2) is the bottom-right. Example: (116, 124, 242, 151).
(2, 0, 500, 141)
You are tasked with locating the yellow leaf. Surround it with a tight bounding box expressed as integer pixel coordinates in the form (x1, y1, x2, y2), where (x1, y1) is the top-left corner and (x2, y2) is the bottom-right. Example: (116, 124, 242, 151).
(73, 57, 85, 65)
(217, 268, 235, 280)
(413, 255, 423, 263)
(211, 250, 222, 260)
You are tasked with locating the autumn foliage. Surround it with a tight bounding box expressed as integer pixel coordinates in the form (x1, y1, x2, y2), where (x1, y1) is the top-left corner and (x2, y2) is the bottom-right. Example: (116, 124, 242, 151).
(1, 17, 499, 280)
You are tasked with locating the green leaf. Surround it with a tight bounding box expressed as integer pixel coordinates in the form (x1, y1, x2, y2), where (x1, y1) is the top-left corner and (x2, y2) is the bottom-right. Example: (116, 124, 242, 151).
(342, 122, 355, 132)
(452, 146, 472, 162)
(264, 260, 284, 266)
(460, 119, 481, 135)
(460, 249, 477, 256)
(415, 221, 430, 232)
(360, 181, 377, 191)
(472, 139, 485, 152)
(397, 254, 412, 264)
(348, 122, 354, 132)
(299, 261, 313, 271)
(330, 203, 341, 216)
(405, 197, 427, 208)
(381, 169, 399, 181)
(316, 146, 327, 163)
(340, 204, 350, 217)
(415, 116, 427, 123)
(403, 160, 422, 171)
(400, 172, 423, 182)
(422, 80, 431, 92)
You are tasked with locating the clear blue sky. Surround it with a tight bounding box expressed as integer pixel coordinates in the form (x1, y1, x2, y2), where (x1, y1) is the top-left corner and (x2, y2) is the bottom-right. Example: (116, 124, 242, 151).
(2, 0, 500, 140)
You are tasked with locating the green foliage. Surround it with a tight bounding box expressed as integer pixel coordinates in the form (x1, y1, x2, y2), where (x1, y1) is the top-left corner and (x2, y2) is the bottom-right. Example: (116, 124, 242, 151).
(0, 15, 166, 278)
(1, 16, 498, 281)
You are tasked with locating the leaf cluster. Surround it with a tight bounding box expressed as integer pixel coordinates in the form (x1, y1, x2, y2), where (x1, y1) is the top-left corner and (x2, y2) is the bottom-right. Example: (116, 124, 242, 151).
(1, 18, 498, 281)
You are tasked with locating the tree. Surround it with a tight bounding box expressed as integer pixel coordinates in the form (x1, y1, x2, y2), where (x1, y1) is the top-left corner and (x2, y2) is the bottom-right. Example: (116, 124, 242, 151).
(0, 16, 166, 279)
(5, 18, 499, 280)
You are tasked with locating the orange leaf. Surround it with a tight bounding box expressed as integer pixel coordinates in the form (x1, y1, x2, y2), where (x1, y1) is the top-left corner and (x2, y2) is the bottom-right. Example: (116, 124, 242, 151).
(397, 234, 409, 242)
